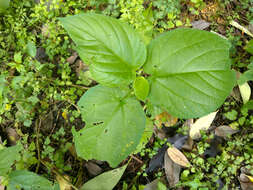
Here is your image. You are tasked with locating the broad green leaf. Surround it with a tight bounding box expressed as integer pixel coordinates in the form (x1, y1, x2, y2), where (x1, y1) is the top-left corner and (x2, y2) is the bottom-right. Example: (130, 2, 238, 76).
(26, 41, 36, 57)
(0, 0, 10, 12)
(0, 145, 21, 176)
(59, 13, 146, 86)
(133, 76, 150, 101)
(134, 118, 153, 153)
(144, 28, 236, 118)
(8, 170, 56, 190)
(80, 164, 127, 190)
(75, 85, 145, 167)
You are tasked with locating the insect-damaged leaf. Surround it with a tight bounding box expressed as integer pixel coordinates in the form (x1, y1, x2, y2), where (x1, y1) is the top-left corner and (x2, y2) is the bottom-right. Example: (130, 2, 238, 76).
(75, 85, 145, 167)
(59, 13, 146, 86)
(144, 28, 235, 119)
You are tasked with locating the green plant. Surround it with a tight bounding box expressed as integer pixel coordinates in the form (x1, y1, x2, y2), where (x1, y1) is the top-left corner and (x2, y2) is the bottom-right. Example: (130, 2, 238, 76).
(59, 13, 235, 167)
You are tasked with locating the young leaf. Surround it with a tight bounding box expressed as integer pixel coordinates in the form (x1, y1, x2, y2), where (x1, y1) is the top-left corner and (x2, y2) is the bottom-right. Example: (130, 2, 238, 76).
(133, 76, 150, 101)
(144, 28, 236, 119)
(9, 170, 57, 190)
(75, 85, 146, 167)
(0, 145, 21, 176)
(80, 164, 127, 190)
(239, 82, 251, 104)
(59, 13, 146, 86)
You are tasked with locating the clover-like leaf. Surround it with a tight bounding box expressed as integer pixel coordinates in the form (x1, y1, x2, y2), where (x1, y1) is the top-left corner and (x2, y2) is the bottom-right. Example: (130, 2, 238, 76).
(75, 85, 146, 167)
(144, 28, 236, 118)
(59, 13, 146, 86)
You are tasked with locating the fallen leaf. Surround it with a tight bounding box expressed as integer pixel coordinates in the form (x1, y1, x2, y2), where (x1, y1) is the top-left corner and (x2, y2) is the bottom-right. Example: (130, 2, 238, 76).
(80, 164, 127, 190)
(85, 161, 103, 176)
(144, 179, 159, 190)
(146, 145, 167, 173)
(239, 82, 251, 104)
(56, 174, 72, 190)
(146, 134, 188, 173)
(164, 152, 181, 187)
(154, 126, 167, 139)
(231, 86, 242, 102)
(190, 111, 217, 139)
(215, 125, 239, 138)
(182, 137, 194, 151)
(203, 136, 223, 158)
(239, 173, 253, 190)
(183, 119, 194, 127)
(167, 147, 190, 167)
(246, 175, 253, 183)
(191, 20, 210, 30)
(66, 52, 78, 64)
(155, 112, 178, 128)
(171, 135, 188, 149)
(144, 178, 168, 190)
(6, 128, 19, 145)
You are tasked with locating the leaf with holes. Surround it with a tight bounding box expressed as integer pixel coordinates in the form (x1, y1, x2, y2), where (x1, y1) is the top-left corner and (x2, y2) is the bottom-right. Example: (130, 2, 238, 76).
(59, 13, 146, 86)
(75, 85, 146, 167)
(144, 28, 235, 118)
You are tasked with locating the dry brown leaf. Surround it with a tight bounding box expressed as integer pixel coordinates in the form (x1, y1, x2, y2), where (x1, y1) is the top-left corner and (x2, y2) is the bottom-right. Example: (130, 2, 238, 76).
(85, 161, 103, 176)
(191, 20, 210, 30)
(164, 152, 181, 187)
(167, 147, 190, 168)
(182, 137, 194, 151)
(66, 52, 78, 64)
(56, 174, 72, 190)
(215, 125, 239, 138)
(6, 128, 19, 145)
(190, 111, 217, 139)
(155, 112, 178, 128)
(239, 174, 253, 190)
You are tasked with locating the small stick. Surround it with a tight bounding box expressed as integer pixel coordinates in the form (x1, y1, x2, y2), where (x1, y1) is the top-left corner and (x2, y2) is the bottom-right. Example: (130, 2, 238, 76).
(230, 20, 253, 38)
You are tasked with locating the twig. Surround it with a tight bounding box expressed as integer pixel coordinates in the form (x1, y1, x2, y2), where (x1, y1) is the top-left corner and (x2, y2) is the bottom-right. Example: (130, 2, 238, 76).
(130, 155, 143, 164)
(35, 118, 42, 173)
(230, 20, 253, 38)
